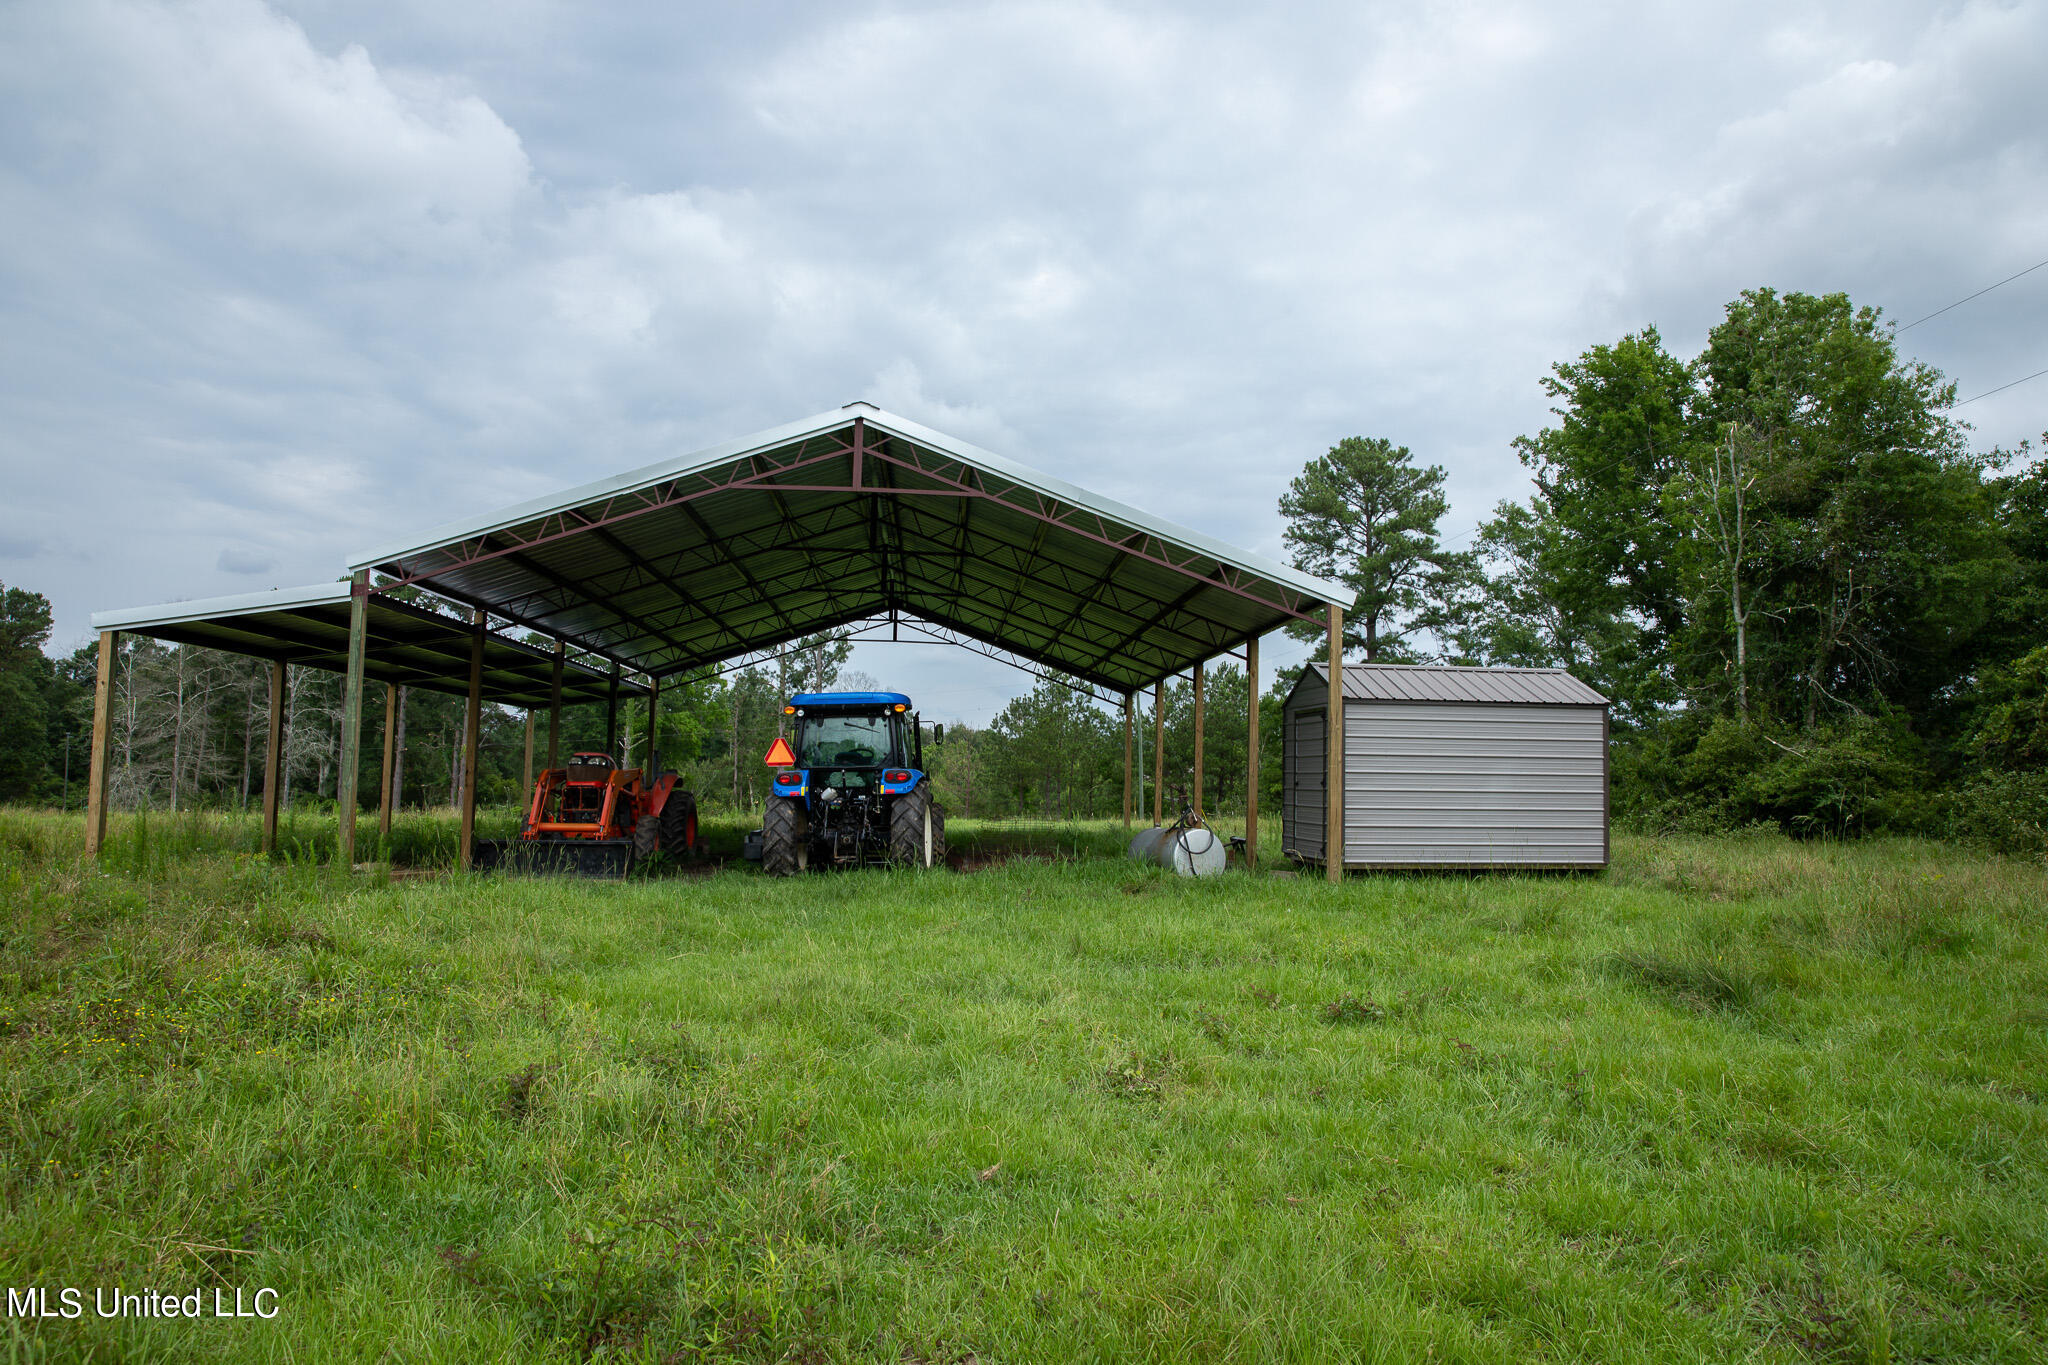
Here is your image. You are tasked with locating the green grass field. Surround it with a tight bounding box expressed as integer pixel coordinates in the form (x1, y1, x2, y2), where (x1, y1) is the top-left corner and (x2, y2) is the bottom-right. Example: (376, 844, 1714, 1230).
(1, 810, 2044, 1362)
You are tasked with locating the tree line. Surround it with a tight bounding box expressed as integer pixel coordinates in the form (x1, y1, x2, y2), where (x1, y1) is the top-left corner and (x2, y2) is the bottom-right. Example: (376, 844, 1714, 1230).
(3, 286, 2041, 849)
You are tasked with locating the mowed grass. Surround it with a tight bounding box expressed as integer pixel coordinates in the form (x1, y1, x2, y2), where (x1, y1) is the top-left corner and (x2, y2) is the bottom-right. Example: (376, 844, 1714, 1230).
(1, 811, 2045, 1363)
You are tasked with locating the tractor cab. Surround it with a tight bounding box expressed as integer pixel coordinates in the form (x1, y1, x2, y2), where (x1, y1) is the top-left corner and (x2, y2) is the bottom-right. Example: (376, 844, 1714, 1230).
(793, 696, 911, 789)
(748, 691, 946, 873)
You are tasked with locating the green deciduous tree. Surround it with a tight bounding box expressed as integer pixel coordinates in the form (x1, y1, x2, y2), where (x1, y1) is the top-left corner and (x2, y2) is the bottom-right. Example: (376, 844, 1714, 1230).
(985, 680, 1117, 819)
(1278, 437, 1475, 662)
(1977, 447, 2048, 671)
(0, 582, 54, 799)
(1683, 289, 2002, 729)
(1467, 328, 1693, 722)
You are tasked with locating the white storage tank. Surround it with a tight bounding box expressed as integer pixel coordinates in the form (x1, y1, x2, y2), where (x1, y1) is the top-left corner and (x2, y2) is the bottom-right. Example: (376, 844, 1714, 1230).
(1128, 823, 1227, 877)
(1280, 663, 1609, 871)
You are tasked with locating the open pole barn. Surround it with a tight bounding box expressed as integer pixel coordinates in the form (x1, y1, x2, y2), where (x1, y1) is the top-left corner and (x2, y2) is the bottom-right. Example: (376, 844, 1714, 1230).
(85, 405, 1356, 877)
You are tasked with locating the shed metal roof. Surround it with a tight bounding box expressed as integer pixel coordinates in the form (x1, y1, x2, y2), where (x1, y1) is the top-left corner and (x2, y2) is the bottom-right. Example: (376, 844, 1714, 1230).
(91, 584, 644, 710)
(349, 405, 1349, 694)
(1308, 662, 1608, 707)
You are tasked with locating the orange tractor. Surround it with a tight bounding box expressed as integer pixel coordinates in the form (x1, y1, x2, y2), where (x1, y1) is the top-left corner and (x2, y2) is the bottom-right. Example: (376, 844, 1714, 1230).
(476, 752, 698, 876)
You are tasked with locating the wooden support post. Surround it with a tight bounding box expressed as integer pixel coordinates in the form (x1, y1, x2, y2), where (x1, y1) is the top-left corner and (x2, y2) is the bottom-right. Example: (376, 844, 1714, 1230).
(262, 660, 284, 854)
(1326, 604, 1345, 884)
(547, 640, 564, 771)
(648, 674, 662, 775)
(522, 711, 535, 793)
(605, 667, 619, 757)
(378, 682, 397, 839)
(84, 630, 117, 857)
(1192, 661, 1206, 819)
(1245, 634, 1260, 868)
(336, 570, 370, 870)
(1122, 692, 1134, 831)
(1153, 682, 1165, 826)
(460, 608, 483, 870)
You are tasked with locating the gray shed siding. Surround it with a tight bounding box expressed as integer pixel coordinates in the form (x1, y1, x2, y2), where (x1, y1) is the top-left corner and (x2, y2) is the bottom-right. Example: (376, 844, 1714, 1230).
(1344, 702, 1606, 867)
(1281, 664, 1608, 870)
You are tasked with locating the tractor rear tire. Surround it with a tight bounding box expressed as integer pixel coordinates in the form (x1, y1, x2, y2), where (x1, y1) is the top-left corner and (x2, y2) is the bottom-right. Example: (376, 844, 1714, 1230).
(631, 812, 660, 863)
(761, 797, 807, 877)
(660, 789, 698, 859)
(888, 785, 946, 868)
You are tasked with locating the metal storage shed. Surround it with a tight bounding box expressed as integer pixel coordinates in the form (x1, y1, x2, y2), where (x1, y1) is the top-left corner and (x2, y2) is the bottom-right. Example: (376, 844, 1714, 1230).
(1281, 663, 1609, 870)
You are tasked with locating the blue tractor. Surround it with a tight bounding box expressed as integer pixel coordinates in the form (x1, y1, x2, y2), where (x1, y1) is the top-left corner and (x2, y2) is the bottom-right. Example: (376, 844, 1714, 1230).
(750, 691, 946, 874)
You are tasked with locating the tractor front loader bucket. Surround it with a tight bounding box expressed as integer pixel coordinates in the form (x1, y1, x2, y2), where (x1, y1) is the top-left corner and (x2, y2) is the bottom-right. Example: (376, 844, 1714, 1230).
(471, 839, 634, 878)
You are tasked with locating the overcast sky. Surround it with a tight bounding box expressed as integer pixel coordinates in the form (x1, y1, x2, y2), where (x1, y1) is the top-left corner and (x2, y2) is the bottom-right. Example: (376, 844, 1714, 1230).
(2, 0, 2042, 723)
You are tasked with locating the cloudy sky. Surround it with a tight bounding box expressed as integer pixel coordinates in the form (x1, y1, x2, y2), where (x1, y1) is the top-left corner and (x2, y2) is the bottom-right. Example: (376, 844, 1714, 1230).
(2, 0, 2042, 722)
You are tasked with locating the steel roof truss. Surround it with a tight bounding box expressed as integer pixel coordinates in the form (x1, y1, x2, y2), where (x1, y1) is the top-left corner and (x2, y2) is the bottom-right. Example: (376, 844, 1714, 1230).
(865, 440, 1321, 625)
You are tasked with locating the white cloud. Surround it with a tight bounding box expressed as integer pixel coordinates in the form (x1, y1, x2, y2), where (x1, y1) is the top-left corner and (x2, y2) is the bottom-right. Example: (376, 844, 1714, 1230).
(2, 0, 533, 259)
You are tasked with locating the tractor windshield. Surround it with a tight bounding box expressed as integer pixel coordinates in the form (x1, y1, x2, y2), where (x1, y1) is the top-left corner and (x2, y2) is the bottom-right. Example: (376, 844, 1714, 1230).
(797, 712, 897, 769)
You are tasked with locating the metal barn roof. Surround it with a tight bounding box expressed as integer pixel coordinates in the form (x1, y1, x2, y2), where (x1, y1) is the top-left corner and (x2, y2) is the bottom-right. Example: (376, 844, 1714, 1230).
(91, 583, 644, 709)
(1307, 662, 1608, 707)
(348, 405, 1348, 693)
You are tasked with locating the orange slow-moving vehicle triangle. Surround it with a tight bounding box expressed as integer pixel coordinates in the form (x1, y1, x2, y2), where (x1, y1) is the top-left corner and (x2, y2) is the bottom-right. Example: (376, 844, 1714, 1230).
(763, 736, 796, 767)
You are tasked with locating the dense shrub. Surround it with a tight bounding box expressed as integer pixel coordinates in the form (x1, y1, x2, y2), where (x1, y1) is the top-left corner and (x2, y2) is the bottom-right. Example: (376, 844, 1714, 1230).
(1933, 770, 2048, 858)
(1616, 714, 1930, 839)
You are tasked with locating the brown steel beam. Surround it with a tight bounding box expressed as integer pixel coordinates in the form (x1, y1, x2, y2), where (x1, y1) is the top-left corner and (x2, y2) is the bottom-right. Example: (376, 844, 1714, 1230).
(605, 667, 619, 756)
(1123, 692, 1134, 832)
(866, 442, 1324, 623)
(1245, 634, 1259, 869)
(647, 673, 661, 775)
(887, 497, 1226, 654)
(375, 437, 859, 586)
(460, 608, 483, 870)
(548, 640, 564, 771)
(262, 660, 285, 854)
(1153, 682, 1165, 827)
(336, 570, 370, 869)
(898, 597, 1133, 696)
(497, 543, 697, 661)
(679, 500, 802, 638)
(1082, 578, 1211, 678)
(889, 544, 1230, 664)
(84, 630, 117, 857)
(378, 682, 397, 839)
(588, 524, 751, 650)
(522, 710, 535, 793)
(1192, 661, 1206, 819)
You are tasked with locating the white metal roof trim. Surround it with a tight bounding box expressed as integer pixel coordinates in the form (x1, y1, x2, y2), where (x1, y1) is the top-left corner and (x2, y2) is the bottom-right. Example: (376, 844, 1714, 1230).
(92, 582, 353, 632)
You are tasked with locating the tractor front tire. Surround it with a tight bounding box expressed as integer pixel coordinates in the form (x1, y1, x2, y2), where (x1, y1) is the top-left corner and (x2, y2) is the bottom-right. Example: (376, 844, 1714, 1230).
(631, 812, 660, 863)
(761, 797, 807, 877)
(888, 785, 947, 868)
(660, 789, 698, 859)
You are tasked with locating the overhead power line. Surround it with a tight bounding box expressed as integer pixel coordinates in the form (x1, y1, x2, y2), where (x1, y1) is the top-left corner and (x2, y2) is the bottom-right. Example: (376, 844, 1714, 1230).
(1900, 256, 2048, 332)
(1956, 365, 2048, 407)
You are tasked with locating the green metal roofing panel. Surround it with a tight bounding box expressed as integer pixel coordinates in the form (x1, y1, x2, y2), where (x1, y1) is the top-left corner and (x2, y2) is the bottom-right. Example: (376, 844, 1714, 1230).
(91, 584, 644, 710)
(348, 406, 1350, 692)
